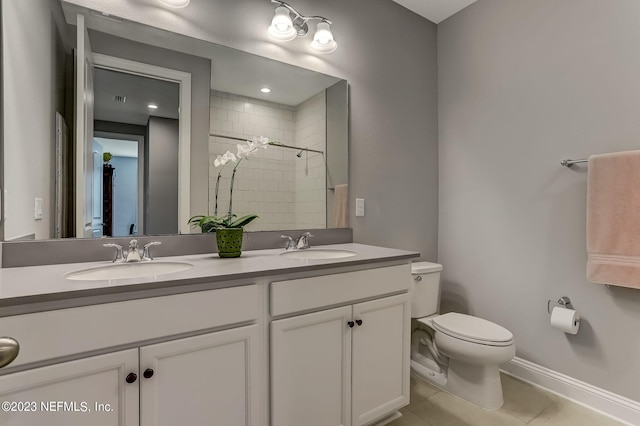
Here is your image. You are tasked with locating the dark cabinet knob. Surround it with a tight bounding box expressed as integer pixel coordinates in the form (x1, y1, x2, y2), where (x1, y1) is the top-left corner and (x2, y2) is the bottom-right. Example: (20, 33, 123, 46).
(347, 321, 355, 328)
(355, 319, 363, 326)
(125, 372, 137, 384)
(143, 368, 154, 379)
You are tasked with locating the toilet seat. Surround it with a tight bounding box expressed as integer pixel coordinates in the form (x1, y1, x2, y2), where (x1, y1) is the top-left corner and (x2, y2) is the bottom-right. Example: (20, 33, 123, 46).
(427, 313, 513, 347)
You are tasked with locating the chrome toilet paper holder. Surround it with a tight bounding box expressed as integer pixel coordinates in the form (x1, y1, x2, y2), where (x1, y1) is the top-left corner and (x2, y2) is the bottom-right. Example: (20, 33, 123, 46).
(547, 296, 574, 314)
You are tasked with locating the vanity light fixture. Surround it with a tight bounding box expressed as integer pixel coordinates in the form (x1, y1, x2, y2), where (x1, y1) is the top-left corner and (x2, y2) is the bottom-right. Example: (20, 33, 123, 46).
(267, 0, 337, 54)
(310, 21, 337, 54)
(147, 104, 159, 109)
(158, 0, 191, 8)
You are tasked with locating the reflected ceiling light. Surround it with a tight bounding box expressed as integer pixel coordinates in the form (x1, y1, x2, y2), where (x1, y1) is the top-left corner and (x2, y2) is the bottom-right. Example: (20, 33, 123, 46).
(267, 0, 337, 54)
(148, 104, 159, 109)
(158, 0, 191, 7)
(261, 87, 272, 93)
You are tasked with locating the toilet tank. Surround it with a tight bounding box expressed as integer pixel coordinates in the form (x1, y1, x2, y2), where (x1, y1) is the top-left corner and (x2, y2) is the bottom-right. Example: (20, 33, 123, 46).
(411, 261, 443, 318)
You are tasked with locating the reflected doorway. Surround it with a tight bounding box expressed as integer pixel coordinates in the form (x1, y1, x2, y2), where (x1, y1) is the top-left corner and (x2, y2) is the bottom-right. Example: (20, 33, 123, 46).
(93, 65, 180, 238)
(94, 135, 143, 237)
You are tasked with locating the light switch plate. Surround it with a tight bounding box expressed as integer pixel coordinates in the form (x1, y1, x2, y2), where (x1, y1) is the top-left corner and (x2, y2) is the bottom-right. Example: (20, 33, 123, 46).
(355, 198, 365, 217)
(34, 198, 43, 220)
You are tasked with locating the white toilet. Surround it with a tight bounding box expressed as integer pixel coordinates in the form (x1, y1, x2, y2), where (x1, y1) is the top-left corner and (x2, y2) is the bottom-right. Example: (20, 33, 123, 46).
(410, 261, 515, 409)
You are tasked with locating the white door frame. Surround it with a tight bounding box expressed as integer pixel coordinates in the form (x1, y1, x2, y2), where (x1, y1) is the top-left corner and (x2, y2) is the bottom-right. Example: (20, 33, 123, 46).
(92, 53, 192, 235)
(75, 14, 95, 238)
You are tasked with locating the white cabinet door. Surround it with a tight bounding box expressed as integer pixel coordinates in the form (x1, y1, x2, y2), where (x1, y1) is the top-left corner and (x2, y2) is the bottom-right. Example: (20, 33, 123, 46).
(140, 325, 261, 426)
(351, 294, 410, 426)
(271, 306, 352, 426)
(0, 349, 139, 426)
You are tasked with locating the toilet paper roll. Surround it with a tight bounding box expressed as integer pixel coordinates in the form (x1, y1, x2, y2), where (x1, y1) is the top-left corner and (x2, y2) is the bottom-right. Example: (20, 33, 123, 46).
(550, 306, 580, 335)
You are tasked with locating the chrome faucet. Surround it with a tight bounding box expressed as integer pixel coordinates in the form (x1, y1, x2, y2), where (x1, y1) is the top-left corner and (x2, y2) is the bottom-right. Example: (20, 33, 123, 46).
(296, 232, 313, 249)
(281, 235, 297, 250)
(142, 241, 162, 261)
(103, 243, 124, 262)
(103, 240, 162, 262)
(125, 240, 141, 262)
(281, 232, 314, 250)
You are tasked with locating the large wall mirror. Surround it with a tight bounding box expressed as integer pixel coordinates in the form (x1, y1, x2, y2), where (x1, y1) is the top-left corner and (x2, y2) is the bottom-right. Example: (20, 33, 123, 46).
(1, 0, 348, 241)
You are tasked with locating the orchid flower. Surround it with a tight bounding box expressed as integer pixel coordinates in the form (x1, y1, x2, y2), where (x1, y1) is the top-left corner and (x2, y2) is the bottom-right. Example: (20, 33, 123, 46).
(236, 143, 253, 158)
(207, 136, 269, 226)
(236, 136, 270, 159)
(222, 151, 237, 164)
(254, 136, 269, 149)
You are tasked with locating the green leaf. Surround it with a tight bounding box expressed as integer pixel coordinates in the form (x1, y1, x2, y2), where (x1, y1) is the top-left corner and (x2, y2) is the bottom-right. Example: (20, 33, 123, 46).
(228, 214, 259, 228)
(187, 215, 206, 225)
(189, 213, 259, 230)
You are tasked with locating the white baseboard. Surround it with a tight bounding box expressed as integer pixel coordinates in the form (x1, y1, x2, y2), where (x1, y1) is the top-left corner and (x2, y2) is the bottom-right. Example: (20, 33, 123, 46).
(502, 357, 640, 426)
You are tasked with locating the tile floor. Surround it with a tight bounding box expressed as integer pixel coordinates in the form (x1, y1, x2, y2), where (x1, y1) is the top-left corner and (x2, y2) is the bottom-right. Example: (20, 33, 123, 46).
(388, 373, 625, 426)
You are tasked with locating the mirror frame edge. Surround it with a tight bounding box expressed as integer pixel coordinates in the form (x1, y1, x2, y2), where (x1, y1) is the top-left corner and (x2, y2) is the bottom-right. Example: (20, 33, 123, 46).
(0, 3, 4, 242)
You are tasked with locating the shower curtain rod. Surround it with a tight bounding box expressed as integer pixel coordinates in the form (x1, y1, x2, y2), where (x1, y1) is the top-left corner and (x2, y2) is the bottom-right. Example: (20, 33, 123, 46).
(209, 133, 324, 155)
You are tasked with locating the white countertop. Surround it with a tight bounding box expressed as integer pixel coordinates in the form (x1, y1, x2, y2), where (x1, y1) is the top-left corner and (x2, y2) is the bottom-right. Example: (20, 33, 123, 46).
(0, 243, 418, 309)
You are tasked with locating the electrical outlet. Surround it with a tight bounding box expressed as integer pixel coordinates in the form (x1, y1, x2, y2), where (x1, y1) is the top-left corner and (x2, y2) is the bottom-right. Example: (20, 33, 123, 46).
(355, 198, 365, 217)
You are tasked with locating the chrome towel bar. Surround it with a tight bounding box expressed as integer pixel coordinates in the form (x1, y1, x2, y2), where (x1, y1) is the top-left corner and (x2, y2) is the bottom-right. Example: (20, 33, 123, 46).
(560, 159, 588, 168)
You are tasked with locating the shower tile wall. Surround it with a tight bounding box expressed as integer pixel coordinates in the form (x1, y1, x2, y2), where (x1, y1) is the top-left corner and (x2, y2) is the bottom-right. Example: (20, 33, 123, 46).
(208, 90, 326, 231)
(294, 92, 326, 229)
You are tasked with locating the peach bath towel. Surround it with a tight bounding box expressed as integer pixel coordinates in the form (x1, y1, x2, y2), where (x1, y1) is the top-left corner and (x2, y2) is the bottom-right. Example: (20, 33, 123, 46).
(587, 150, 640, 288)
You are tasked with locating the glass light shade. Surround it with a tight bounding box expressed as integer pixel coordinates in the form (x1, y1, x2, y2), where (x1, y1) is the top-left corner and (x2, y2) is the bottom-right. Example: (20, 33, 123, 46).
(310, 21, 337, 53)
(158, 0, 190, 8)
(268, 7, 297, 41)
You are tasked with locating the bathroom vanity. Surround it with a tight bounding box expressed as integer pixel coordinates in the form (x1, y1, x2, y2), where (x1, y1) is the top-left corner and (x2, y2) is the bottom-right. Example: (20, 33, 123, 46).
(0, 243, 418, 426)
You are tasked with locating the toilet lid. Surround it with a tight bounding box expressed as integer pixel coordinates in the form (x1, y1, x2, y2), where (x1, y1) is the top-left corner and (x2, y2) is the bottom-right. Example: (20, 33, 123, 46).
(432, 313, 513, 344)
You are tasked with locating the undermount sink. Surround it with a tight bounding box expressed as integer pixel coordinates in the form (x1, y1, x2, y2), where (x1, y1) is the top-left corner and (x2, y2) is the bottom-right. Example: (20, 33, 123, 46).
(280, 248, 357, 260)
(65, 261, 193, 281)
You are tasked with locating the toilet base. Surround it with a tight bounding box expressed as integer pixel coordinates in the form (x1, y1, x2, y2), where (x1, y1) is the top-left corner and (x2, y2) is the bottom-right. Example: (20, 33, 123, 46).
(446, 359, 504, 409)
(410, 317, 512, 410)
(410, 359, 447, 388)
(410, 357, 505, 410)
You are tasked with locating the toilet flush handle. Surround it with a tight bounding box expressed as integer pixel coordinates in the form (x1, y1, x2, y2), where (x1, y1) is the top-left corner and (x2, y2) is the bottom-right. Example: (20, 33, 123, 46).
(414, 275, 422, 282)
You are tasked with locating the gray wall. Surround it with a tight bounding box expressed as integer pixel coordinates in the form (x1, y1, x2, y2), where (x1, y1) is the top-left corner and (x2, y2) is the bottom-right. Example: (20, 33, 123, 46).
(145, 117, 178, 235)
(65, 0, 439, 260)
(438, 0, 640, 400)
(88, 30, 211, 225)
(2, 0, 69, 240)
(95, 120, 147, 138)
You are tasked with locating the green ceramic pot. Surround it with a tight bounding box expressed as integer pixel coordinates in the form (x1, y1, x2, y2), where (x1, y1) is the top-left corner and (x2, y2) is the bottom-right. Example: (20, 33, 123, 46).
(216, 228, 244, 258)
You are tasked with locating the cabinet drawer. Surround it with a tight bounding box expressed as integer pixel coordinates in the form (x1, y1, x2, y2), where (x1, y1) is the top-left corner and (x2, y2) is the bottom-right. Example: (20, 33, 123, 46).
(271, 264, 411, 316)
(0, 284, 258, 369)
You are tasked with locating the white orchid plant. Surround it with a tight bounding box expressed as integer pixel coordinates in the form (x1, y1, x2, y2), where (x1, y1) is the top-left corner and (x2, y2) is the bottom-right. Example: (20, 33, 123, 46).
(189, 136, 270, 232)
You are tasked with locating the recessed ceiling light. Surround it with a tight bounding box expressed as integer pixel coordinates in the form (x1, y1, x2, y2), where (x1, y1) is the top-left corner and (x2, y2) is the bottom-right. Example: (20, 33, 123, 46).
(148, 104, 159, 109)
(261, 87, 272, 93)
(158, 0, 191, 8)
